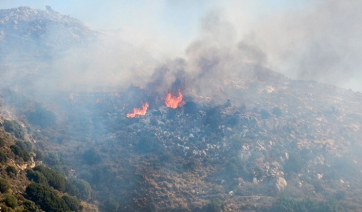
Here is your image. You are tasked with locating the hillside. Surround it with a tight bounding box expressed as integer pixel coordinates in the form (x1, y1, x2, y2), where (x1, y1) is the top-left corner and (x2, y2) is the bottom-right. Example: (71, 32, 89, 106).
(2, 5, 362, 212)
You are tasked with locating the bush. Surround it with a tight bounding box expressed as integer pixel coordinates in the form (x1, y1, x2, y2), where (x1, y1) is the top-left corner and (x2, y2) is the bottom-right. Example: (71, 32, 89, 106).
(26, 170, 48, 184)
(34, 149, 44, 161)
(25, 183, 70, 212)
(0, 178, 10, 193)
(33, 166, 66, 192)
(102, 198, 119, 212)
(260, 109, 271, 119)
(0, 151, 7, 163)
(25, 103, 56, 128)
(6, 166, 17, 176)
(62, 195, 82, 211)
(272, 107, 283, 116)
(3, 120, 24, 139)
(0, 137, 5, 147)
(82, 148, 101, 165)
(72, 179, 92, 201)
(284, 153, 306, 174)
(10, 144, 30, 161)
(3, 194, 17, 208)
(23, 199, 38, 212)
(269, 197, 343, 212)
(201, 199, 222, 212)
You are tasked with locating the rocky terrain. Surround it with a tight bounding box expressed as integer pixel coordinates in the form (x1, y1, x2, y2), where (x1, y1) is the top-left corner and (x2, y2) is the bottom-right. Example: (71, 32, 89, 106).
(1, 6, 362, 212)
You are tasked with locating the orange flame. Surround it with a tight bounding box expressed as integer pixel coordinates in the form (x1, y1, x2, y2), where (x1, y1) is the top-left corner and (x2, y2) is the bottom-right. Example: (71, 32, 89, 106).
(165, 90, 186, 109)
(127, 102, 149, 118)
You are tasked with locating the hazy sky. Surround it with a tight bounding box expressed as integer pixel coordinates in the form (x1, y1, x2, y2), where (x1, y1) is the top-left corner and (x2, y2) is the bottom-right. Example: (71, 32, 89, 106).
(0, 0, 311, 53)
(3, 1, 362, 92)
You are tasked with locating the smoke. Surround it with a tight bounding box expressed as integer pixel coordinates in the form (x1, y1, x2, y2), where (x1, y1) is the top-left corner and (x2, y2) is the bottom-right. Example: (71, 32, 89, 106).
(147, 0, 362, 99)
(241, 0, 362, 91)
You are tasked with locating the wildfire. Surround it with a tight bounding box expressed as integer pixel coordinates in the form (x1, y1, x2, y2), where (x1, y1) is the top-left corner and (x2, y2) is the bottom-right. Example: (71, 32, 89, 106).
(165, 90, 185, 109)
(127, 102, 149, 118)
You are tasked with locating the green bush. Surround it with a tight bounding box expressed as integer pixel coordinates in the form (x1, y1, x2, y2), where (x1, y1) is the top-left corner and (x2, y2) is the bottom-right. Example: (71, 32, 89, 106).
(82, 148, 101, 165)
(33, 166, 66, 192)
(23, 199, 38, 212)
(0, 137, 5, 147)
(269, 197, 343, 212)
(62, 195, 82, 211)
(6, 165, 17, 176)
(3, 120, 24, 139)
(102, 198, 119, 212)
(0, 151, 7, 163)
(25, 183, 70, 212)
(0, 177, 10, 193)
(72, 179, 92, 201)
(201, 199, 222, 212)
(3, 194, 17, 208)
(34, 149, 44, 161)
(26, 170, 48, 184)
(10, 144, 30, 161)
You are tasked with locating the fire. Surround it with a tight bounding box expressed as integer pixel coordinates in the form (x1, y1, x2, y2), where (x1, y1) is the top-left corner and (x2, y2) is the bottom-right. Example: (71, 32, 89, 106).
(127, 102, 149, 118)
(165, 90, 185, 109)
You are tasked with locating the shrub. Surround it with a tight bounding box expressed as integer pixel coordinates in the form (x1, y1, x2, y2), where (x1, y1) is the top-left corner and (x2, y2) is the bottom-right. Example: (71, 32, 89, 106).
(260, 109, 271, 119)
(23, 199, 38, 212)
(0, 137, 5, 147)
(102, 198, 119, 212)
(6, 166, 17, 176)
(25, 183, 70, 212)
(0, 151, 7, 163)
(3, 120, 24, 139)
(0, 178, 10, 193)
(26, 170, 48, 184)
(33, 166, 66, 192)
(62, 195, 82, 211)
(72, 179, 92, 201)
(25, 103, 56, 128)
(82, 148, 101, 165)
(201, 199, 222, 212)
(34, 149, 44, 161)
(272, 107, 283, 116)
(269, 197, 343, 212)
(3, 194, 17, 208)
(10, 144, 30, 161)
(284, 153, 306, 174)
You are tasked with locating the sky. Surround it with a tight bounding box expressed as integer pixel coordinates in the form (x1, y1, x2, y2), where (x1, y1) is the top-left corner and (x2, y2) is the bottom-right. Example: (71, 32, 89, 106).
(0, 0, 311, 55)
(2, 0, 362, 92)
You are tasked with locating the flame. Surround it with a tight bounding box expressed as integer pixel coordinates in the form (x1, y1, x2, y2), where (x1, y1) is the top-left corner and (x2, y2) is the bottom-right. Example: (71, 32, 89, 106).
(127, 102, 149, 118)
(165, 90, 186, 109)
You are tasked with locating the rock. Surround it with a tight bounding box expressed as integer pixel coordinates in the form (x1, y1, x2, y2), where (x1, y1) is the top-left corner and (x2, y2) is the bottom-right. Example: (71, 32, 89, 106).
(275, 177, 287, 191)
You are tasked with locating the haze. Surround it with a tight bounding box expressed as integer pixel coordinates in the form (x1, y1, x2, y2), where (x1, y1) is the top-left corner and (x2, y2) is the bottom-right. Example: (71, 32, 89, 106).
(1, 0, 361, 92)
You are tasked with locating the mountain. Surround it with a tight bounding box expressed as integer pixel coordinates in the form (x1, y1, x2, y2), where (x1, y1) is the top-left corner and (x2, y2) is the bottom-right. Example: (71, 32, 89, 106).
(1, 5, 362, 212)
(0, 6, 97, 60)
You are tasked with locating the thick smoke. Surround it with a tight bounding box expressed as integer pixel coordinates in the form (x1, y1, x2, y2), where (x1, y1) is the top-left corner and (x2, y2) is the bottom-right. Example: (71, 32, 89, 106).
(146, 0, 362, 99)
